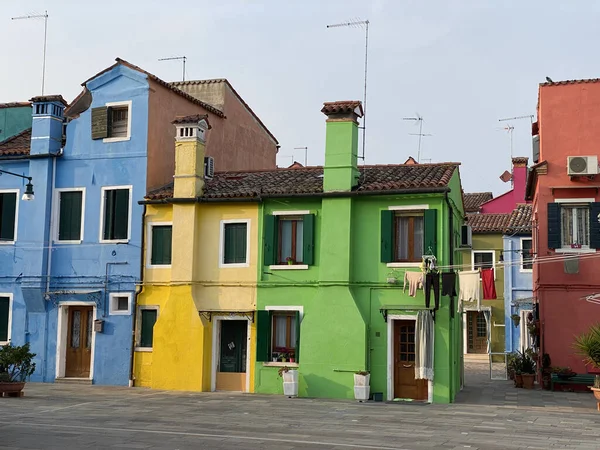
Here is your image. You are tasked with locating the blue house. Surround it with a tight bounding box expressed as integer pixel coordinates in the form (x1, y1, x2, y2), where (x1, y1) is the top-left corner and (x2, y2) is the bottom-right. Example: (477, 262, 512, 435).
(0, 58, 278, 385)
(502, 204, 534, 354)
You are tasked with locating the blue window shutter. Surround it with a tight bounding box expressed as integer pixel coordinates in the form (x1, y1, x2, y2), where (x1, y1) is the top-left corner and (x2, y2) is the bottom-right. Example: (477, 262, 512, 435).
(590, 203, 600, 249)
(547, 203, 561, 249)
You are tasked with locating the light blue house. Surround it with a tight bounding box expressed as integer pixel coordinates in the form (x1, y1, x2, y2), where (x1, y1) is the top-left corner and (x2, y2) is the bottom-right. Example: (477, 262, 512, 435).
(503, 204, 533, 354)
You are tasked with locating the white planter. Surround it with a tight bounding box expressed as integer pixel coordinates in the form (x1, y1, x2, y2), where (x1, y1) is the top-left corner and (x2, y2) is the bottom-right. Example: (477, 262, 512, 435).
(354, 386, 370, 401)
(354, 373, 370, 386)
(283, 381, 298, 397)
(282, 370, 298, 383)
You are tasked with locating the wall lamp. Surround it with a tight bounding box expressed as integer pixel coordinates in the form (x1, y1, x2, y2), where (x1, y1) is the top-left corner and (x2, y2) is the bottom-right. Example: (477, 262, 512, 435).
(0, 169, 35, 201)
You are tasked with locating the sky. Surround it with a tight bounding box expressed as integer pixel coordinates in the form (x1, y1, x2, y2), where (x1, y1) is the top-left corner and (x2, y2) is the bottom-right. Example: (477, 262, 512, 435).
(2, 0, 600, 195)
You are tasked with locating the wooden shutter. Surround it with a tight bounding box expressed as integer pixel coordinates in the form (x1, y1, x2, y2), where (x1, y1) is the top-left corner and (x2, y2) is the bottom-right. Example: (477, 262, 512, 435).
(547, 203, 561, 249)
(294, 311, 301, 363)
(224, 223, 247, 264)
(0, 296, 9, 342)
(590, 202, 600, 249)
(380, 210, 394, 263)
(91, 107, 109, 140)
(151, 225, 172, 265)
(256, 310, 272, 362)
(113, 189, 129, 240)
(263, 215, 277, 266)
(0, 193, 16, 241)
(59, 191, 82, 241)
(103, 190, 115, 240)
(423, 209, 438, 256)
(302, 214, 315, 266)
(140, 309, 157, 347)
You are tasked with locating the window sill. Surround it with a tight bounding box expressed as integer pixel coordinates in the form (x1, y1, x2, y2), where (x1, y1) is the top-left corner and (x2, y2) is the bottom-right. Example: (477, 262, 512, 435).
(146, 264, 172, 269)
(269, 265, 309, 270)
(387, 262, 421, 268)
(135, 347, 153, 353)
(554, 248, 596, 254)
(109, 310, 132, 316)
(100, 239, 130, 244)
(519, 269, 533, 273)
(54, 240, 83, 245)
(263, 362, 299, 368)
(0, 241, 15, 245)
(219, 262, 250, 268)
(103, 136, 131, 143)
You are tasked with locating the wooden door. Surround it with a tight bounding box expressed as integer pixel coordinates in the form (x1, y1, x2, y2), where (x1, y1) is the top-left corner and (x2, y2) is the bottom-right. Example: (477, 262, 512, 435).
(393, 320, 427, 400)
(65, 306, 93, 378)
(467, 311, 487, 354)
(216, 320, 247, 391)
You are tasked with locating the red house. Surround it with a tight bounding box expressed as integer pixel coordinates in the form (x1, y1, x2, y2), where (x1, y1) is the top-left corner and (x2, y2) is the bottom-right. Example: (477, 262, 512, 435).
(526, 79, 600, 374)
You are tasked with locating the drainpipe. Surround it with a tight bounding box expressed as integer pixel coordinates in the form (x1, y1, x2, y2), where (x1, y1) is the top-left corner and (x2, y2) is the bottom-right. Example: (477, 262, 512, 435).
(129, 204, 146, 387)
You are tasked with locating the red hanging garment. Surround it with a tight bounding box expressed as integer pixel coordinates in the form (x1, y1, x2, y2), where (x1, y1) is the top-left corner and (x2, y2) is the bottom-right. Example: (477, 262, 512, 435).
(481, 268, 496, 300)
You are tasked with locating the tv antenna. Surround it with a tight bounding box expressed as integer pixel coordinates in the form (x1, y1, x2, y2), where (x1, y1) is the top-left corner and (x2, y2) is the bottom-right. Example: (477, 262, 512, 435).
(294, 147, 308, 166)
(327, 18, 370, 161)
(158, 56, 187, 82)
(498, 114, 533, 162)
(403, 114, 432, 162)
(12, 10, 49, 95)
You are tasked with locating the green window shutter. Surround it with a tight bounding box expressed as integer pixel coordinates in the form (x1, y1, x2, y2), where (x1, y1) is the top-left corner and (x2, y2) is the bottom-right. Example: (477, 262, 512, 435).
(59, 191, 82, 241)
(590, 203, 600, 249)
(91, 106, 109, 140)
(380, 210, 394, 263)
(0, 193, 17, 241)
(0, 296, 9, 342)
(113, 189, 129, 240)
(423, 209, 438, 256)
(140, 309, 157, 348)
(151, 225, 172, 265)
(302, 214, 315, 266)
(294, 311, 301, 363)
(103, 190, 115, 240)
(256, 310, 272, 362)
(547, 203, 561, 249)
(263, 215, 277, 266)
(224, 223, 247, 264)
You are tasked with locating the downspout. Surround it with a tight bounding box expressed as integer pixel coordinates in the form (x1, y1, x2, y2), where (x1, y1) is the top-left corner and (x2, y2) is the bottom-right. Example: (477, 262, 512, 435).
(129, 204, 146, 387)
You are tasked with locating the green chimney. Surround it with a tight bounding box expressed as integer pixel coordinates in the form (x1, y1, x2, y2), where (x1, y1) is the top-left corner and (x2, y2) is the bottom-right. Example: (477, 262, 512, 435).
(321, 101, 363, 192)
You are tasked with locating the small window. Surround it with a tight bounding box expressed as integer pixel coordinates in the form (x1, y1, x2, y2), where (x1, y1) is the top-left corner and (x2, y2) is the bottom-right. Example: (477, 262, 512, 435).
(150, 225, 172, 266)
(222, 221, 248, 265)
(109, 293, 132, 316)
(102, 187, 130, 241)
(473, 251, 494, 270)
(110, 107, 129, 138)
(57, 190, 84, 242)
(0, 295, 11, 344)
(521, 238, 533, 271)
(278, 217, 304, 264)
(0, 192, 17, 243)
(394, 212, 424, 262)
(138, 308, 158, 349)
(561, 204, 590, 247)
(256, 309, 301, 363)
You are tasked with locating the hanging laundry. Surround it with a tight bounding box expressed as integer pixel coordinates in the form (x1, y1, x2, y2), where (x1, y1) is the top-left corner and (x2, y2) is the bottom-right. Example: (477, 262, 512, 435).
(481, 268, 497, 300)
(441, 272, 457, 297)
(425, 273, 440, 309)
(403, 271, 423, 297)
(458, 270, 480, 312)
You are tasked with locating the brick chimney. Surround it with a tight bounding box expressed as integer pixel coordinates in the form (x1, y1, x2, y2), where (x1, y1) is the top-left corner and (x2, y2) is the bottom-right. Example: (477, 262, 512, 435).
(172, 114, 210, 198)
(511, 156, 528, 199)
(321, 101, 363, 192)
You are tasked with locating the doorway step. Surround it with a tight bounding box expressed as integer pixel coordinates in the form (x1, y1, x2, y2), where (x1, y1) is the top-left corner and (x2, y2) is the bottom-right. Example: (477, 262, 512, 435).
(55, 377, 92, 385)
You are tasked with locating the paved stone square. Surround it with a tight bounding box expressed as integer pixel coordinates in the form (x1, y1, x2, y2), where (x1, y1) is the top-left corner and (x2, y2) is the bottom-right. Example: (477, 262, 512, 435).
(1, 362, 599, 450)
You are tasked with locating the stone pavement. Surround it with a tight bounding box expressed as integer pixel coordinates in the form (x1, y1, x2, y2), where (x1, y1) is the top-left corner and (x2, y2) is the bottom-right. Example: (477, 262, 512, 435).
(0, 361, 599, 450)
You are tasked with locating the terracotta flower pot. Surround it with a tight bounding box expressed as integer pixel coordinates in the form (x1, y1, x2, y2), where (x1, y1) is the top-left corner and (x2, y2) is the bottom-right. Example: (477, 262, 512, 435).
(590, 387, 600, 411)
(522, 374, 535, 389)
(0, 381, 25, 397)
(515, 374, 523, 388)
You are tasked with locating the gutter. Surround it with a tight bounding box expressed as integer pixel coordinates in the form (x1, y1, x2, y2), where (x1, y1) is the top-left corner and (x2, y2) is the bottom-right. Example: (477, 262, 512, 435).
(129, 204, 146, 387)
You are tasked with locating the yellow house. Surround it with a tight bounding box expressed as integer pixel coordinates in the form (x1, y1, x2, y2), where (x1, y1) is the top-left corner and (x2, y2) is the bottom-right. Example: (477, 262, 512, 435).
(134, 115, 258, 392)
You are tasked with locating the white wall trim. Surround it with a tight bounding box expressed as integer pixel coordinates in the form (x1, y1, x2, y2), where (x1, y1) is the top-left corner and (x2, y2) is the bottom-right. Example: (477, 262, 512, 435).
(272, 210, 310, 216)
(53, 187, 86, 244)
(103, 100, 132, 143)
(387, 262, 421, 268)
(0, 293, 13, 345)
(98, 185, 133, 244)
(388, 204, 429, 211)
(0, 189, 19, 245)
(218, 219, 251, 268)
(269, 264, 309, 270)
(519, 237, 533, 273)
(55, 302, 96, 380)
(135, 305, 159, 351)
(554, 198, 595, 203)
(462, 307, 492, 355)
(211, 315, 252, 393)
(108, 292, 133, 316)
(471, 249, 496, 279)
(146, 222, 172, 268)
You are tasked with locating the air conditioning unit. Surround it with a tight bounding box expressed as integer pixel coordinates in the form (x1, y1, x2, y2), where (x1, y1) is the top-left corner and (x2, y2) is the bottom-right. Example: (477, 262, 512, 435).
(460, 224, 472, 248)
(204, 156, 215, 179)
(567, 156, 599, 176)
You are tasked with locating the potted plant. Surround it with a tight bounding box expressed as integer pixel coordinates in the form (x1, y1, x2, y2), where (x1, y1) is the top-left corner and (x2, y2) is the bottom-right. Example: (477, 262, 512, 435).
(510, 314, 521, 327)
(288, 352, 296, 363)
(280, 352, 288, 363)
(552, 366, 576, 380)
(507, 352, 517, 380)
(278, 366, 298, 397)
(0, 343, 36, 397)
(286, 256, 295, 266)
(541, 353, 552, 390)
(354, 370, 370, 401)
(386, 270, 398, 284)
(511, 352, 524, 387)
(520, 350, 536, 389)
(573, 324, 600, 409)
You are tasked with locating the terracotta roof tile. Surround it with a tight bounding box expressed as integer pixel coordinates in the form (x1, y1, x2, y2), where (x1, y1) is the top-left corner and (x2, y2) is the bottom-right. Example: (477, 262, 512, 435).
(541, 78, 600, 87)
(466, 212, 510, 233)
(464, 192, 493, 213)
(0, 128, 31, 157)
(505, 204, 532, 234)
(0, 102, 31, 109)
(29, 95, 68, 106)
(321, 101, 364, 117)
(146, 163, 459, 201)
(511, 156, 529, 165)
(172, 114, 210, 125)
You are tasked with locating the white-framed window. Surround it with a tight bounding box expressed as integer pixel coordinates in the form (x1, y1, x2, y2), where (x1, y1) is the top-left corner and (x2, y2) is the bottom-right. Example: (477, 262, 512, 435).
(561, 204, 590, 248)
(54, 188, 86, 243)
(109, 292, 132, 316)
(219, 219, 250, 268)
(104, 101, 132, 142)
(471, 250, 496, 279)
(0, 293, 13, 345)
(258, 306, 303, 365)
(135, 305, 158, 351)
(146, 222, 172, 268)
(385, 205, 430, 268)
(0, 189, 19, 244)
(99, 185, 132, 243)
(520, 237, 533, 272)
